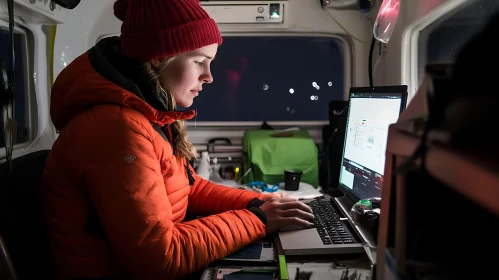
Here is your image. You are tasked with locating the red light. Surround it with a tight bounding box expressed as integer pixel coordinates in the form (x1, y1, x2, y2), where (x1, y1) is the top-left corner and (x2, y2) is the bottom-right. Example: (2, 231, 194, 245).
(373, 0, 401, 43)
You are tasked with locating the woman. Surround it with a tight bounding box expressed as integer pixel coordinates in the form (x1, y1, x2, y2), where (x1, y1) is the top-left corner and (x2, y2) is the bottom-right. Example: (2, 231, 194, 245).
(41, 0, 314, 279)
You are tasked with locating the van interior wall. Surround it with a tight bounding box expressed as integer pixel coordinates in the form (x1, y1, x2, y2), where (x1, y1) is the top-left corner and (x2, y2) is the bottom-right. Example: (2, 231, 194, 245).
(3, 0, 413, 163)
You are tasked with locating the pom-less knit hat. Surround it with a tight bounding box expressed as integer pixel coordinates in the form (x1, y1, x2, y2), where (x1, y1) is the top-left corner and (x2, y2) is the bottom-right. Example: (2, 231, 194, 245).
(113, 0, 223, 62)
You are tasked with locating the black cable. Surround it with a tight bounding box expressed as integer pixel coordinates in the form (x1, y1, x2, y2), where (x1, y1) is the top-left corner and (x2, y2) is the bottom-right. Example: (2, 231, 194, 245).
(368, 35, 375, 88)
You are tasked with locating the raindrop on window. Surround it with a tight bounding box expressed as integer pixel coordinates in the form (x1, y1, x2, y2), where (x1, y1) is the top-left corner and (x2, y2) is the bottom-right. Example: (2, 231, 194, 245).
(328, 81, 333, 86)
(263, 84, 269, 91)
(286, 107, 291, 111)
(289, 88, 294, 94)
(312, 82, 318, 87)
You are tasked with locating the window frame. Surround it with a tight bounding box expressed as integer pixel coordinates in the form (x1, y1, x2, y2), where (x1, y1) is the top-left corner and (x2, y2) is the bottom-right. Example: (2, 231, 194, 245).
(0, 20, 35, 154)
(97, 32, 352, 127)
(401, 0, 471, 99)
(188, 32, 352, 127)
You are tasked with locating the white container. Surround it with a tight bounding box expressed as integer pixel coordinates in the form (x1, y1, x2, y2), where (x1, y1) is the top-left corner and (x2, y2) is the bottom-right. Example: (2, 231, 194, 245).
(209, 157, 224, 183)
(196, 151, 211, 180)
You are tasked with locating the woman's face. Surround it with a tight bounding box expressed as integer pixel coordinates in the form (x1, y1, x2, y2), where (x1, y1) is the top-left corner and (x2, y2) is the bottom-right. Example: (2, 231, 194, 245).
(151, 43, 218, 108)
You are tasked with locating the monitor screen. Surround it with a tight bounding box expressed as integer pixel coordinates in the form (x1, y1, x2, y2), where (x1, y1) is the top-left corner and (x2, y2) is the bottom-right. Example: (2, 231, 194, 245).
(339, 88, 406, 200)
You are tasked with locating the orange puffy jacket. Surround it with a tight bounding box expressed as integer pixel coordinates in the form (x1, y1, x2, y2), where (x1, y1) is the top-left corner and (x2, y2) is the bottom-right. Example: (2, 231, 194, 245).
(42, 38, 267, 279)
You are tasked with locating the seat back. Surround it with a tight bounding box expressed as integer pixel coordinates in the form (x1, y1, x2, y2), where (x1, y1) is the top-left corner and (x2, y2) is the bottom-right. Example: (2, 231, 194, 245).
(0, 150, 51, 279)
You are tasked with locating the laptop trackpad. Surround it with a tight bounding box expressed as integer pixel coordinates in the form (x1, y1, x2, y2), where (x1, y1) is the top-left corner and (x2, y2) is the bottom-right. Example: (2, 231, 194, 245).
(279, 228, 326, 249)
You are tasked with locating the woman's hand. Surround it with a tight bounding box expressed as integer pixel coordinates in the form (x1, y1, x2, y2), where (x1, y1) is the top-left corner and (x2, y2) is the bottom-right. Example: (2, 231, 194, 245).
(258, 197, 314, 234)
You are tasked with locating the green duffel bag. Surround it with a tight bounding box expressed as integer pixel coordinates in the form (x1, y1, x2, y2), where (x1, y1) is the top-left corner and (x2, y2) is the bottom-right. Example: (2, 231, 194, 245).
(242, 129, 319, 187)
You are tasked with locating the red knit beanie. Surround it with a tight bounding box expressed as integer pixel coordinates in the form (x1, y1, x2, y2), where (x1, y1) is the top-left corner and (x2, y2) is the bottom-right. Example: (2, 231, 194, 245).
(117, 0, 223, 62)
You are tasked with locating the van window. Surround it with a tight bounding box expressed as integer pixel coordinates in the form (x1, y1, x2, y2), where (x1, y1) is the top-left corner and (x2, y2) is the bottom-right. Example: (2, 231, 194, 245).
(0, 28, 30, 148)
(419, 0, 498, 80)
(189, 36, 345, 122)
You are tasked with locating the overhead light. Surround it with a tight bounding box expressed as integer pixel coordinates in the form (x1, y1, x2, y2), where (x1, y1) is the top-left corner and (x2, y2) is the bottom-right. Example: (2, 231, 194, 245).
(373, 0, 401, 43)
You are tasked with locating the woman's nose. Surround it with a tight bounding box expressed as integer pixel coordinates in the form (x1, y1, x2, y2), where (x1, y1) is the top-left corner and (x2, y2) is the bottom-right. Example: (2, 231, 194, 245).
(201, 71, 213, 84)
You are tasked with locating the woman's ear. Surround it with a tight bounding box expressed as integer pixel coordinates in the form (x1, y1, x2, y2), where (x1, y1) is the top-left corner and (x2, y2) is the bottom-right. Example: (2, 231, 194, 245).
(150, 59, 161, 69)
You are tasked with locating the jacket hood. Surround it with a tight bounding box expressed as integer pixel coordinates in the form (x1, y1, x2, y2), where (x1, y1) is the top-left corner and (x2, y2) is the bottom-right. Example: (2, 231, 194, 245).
(50, 37, 195, 131)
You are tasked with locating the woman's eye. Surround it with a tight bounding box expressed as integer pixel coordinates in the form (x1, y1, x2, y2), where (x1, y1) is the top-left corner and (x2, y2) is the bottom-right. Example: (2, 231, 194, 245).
(195, 61, 203, 65)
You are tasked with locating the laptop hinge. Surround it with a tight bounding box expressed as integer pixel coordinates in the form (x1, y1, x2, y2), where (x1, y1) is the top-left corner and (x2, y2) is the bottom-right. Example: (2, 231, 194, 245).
(332, 196, 377, 248)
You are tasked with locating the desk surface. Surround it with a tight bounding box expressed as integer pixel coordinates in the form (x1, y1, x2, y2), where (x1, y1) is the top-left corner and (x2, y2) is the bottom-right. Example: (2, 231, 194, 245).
(285, 253, 372, 280)
(201, 249, 374, 280)
(200, 193, 376, 279)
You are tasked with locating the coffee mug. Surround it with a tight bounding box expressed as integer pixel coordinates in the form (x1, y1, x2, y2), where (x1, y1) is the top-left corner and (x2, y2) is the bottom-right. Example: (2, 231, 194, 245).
(284, 170, 302, 191)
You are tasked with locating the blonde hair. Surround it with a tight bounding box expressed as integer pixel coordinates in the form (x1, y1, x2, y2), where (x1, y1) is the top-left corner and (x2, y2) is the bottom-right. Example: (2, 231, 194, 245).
(143, 58, 197, 161)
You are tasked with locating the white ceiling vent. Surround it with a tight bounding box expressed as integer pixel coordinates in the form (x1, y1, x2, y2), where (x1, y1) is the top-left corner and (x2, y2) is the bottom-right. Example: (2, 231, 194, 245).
(201, 1, 287, 24)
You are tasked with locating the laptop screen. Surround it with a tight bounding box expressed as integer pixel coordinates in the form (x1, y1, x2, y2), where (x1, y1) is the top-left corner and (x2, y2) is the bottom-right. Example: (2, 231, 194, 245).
(339, 87, 406, 201)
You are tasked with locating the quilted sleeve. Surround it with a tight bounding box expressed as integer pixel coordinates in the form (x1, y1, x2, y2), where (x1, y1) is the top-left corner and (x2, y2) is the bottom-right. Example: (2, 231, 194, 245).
(80, 114, 266, 279)
(187, 169, 265, 216)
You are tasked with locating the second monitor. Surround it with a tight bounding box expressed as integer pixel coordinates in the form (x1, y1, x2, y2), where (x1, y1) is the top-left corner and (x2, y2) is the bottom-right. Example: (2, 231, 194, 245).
(339, 86, 408, 201)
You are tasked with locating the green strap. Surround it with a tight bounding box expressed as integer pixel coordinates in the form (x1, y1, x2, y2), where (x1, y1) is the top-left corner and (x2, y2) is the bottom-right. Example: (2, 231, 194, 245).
(279, 255, 288, 280)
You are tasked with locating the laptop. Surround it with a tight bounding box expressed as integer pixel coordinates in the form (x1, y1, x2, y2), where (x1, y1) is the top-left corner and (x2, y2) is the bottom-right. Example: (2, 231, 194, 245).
(278, 86, 408, 255)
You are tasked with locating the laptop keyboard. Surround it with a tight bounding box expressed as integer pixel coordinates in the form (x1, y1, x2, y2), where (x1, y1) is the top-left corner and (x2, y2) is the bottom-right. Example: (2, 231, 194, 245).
(307, 199, 358, 245)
